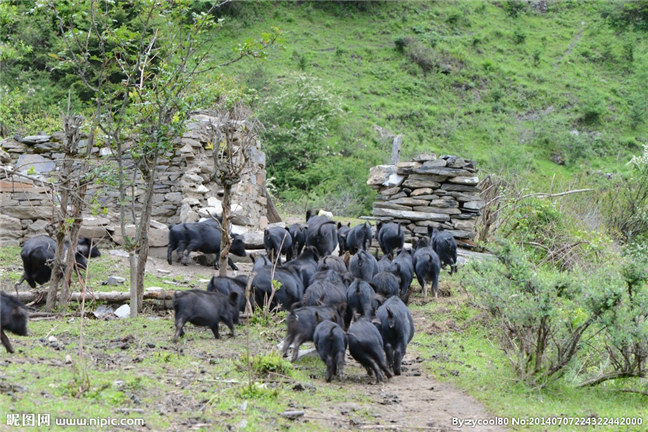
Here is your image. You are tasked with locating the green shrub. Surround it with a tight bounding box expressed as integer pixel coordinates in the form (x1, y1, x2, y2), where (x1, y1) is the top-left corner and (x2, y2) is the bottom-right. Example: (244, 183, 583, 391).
(579, 91, 606, 124)
(258, 73, 341, 191)
(599, 145, 648, 243)
(465, 240, 622, 387)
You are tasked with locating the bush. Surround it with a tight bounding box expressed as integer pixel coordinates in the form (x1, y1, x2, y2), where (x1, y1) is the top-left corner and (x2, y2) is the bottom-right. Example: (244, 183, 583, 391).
(258, 73, 341, 191)
(465, 241, 621, 387)
(579, 92, 606, 124)
(578, 249, 648, 388)
(600, 145, 648, 243)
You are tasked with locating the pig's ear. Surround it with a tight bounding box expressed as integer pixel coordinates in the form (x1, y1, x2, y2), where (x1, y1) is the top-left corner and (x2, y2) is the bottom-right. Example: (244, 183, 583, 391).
(314, 311, 323, 323)
(387, 308, 395, 328)
(337, 222, 342, 229)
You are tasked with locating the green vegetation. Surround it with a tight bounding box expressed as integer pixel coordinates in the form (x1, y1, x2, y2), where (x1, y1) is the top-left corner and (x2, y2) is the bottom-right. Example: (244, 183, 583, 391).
(3, 1, 647, 213)
(413, 294, 647, 431)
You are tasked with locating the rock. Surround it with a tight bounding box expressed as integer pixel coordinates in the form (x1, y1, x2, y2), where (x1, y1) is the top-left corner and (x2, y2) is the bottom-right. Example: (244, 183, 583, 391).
(395, 161, 422, 175)
(0, 147, 10, 163)
(65, 355, 72, 364)
(449, 176, 479, 185)
(452, 219, 476, 230)
(551, 153, 565, 165)
(27, 219, 50, 235)
(99, 147, 113, 157)
(425, 198, 457, 208)
(443, 156, 466, 168)
(15, 154, 56, 174)
(106, 276, 126, 286)
(401, 178, 441, 189)
(384, 173, 404, 187)
(412, 206, 462, 214)
(379, 186, 402, 196)
(445, 229, 475, 239)
(413, 164, 471, 177)
(413, 153, 437, 162)
(241, 230, 264, 248)
(2, 205, 53, 220)
(114, 304, 130, 319)
(372, 207, 450, 222)
(391, 197, 430, 207)
(0, 137, 27, 153)
(179, 203, 199, 223)
(164, 192, 183, 204)
(373, 201, 412, 211)
(440, 183, 480, 192)
(198, 207, 222, 219)
(109, 249, 130, 258)
(21, 135, 51, 144)
(93, 305, 115, 319)
(367, 164, 397, 186)
(463, 201, 485, 211)
(207, 196, 223, 208)
(0, 214, 22, 245)
(410, 188, 434, 196)
(195, 185, 209, 194)
(182, 197, 200, 206)
(112, 223, 169, 247)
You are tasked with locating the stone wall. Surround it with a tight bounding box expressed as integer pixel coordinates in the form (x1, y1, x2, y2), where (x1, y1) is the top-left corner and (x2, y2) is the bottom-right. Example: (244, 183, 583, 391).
(0, 111, 270, 247)
(367, 154, 483, 243)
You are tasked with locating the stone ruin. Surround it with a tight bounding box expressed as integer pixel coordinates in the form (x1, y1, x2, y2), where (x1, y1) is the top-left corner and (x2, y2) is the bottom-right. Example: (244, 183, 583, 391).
(366, 154, 483, 244)
(0, 111, 271, 250)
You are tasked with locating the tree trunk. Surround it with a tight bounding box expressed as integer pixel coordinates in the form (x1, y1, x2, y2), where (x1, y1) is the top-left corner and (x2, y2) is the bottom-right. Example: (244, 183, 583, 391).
(46, 145, 73, 310)
(265, 186, 282, 223)
(129, 252, 138, 317)
(219, 183, 232, 277)
(135, 153, 158, 311)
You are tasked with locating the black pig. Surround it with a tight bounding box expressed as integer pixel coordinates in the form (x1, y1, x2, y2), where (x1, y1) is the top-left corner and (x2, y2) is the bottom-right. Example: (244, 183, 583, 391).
(313, 320, 347, 382)
(375, 296, 414, 375)
(172, 290, 239, 342)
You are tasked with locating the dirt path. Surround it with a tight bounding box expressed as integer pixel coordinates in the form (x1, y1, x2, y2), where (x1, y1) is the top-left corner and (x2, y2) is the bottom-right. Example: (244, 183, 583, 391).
(110, 252, 502, 431)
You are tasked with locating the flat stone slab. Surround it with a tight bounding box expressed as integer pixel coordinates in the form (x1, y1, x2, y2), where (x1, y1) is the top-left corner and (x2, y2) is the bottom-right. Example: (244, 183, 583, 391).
(373, 207, 450, 222)
(16, 154, 55, 174)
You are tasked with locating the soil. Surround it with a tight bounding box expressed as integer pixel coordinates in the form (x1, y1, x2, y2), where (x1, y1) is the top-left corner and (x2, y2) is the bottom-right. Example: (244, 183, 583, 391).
(140, 254, 503, 431)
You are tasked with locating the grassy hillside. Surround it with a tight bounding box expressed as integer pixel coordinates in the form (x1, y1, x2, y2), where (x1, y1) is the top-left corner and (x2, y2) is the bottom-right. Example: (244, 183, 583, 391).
(207, 1, 647, 210)
(1, 1, 647, 213)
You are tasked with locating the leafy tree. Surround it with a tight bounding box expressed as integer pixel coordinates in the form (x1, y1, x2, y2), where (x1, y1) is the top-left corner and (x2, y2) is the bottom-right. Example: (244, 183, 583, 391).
(49, 0, 280, 315)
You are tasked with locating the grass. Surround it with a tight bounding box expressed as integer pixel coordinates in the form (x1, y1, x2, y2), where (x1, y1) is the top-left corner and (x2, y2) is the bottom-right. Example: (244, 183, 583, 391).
(410, 285, 647, 432)
(205, 1, 648, 194)
(1, 311, 372, 431)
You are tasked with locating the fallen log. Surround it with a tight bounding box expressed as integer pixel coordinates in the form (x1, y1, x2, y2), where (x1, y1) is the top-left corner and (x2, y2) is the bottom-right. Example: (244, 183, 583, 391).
(12, 288, 176, 305)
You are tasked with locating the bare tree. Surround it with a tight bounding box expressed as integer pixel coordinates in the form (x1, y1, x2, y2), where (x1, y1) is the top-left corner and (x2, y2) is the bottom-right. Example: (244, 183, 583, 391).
(46, 101, 96, 310)
(208, 107, 259, 276)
